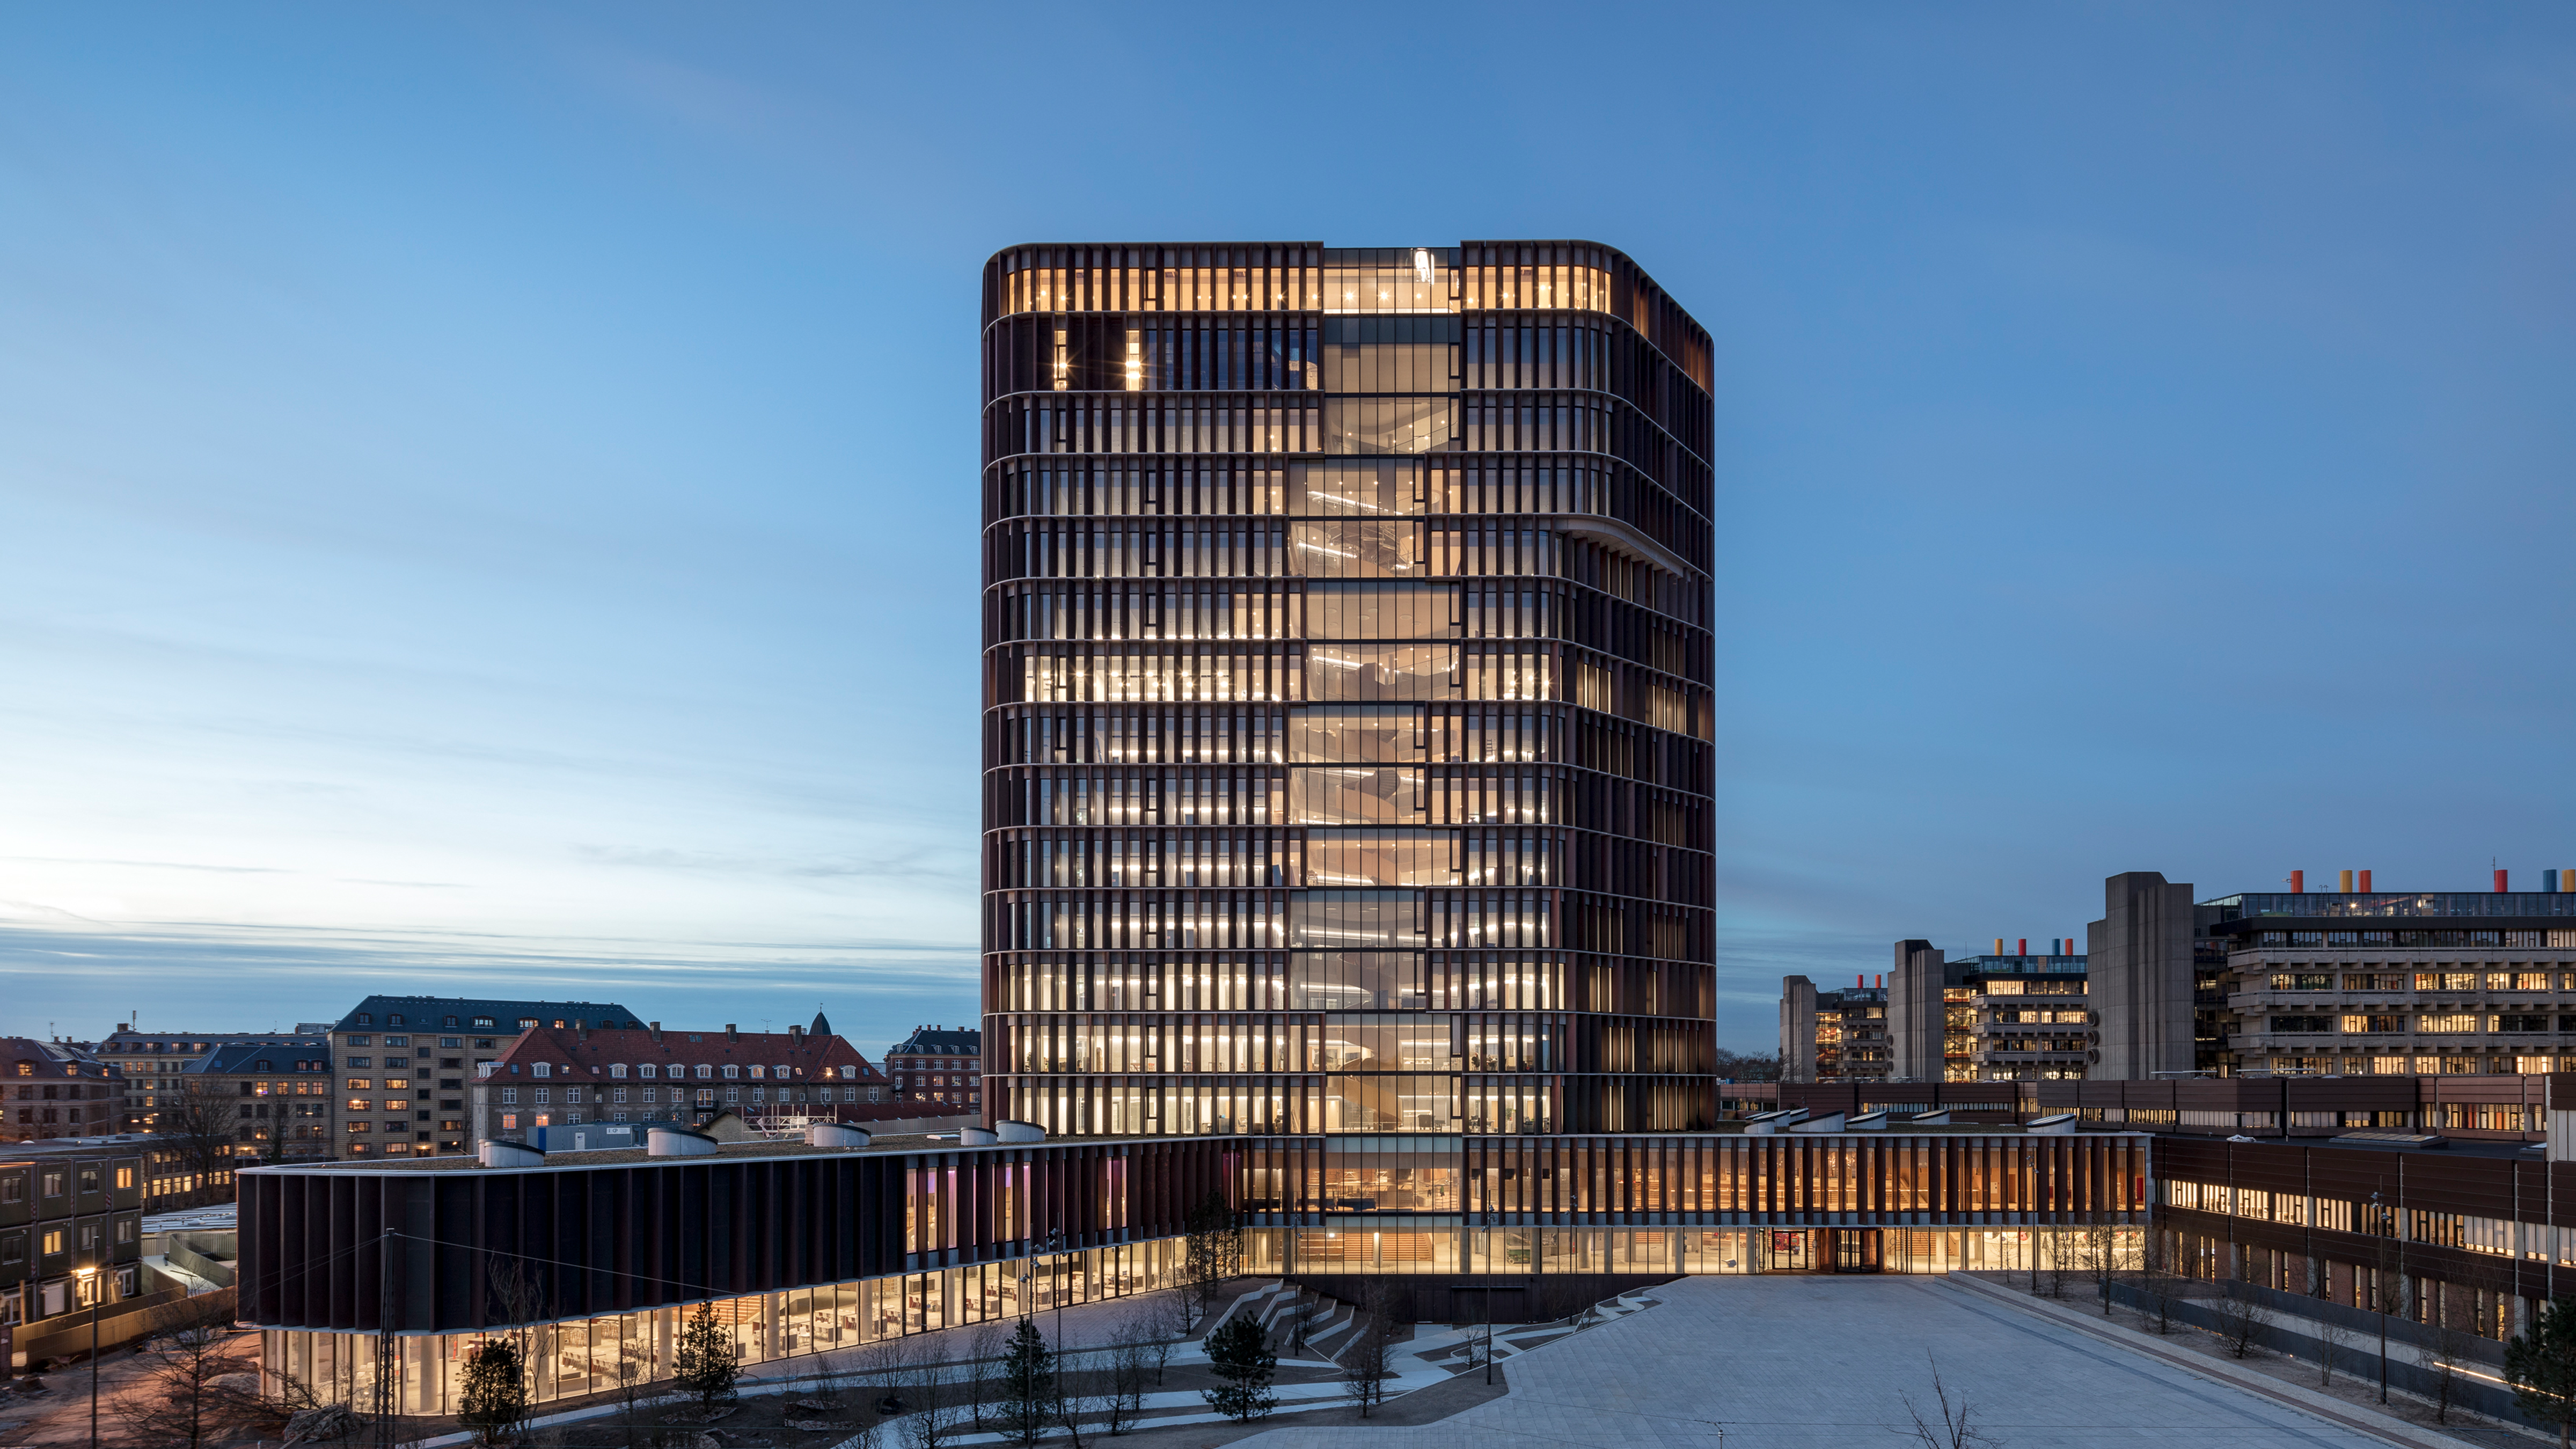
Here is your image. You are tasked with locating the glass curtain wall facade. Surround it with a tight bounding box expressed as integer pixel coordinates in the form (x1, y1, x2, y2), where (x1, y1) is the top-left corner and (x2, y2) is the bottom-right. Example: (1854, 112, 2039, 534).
(981, 240, 1719, 1210)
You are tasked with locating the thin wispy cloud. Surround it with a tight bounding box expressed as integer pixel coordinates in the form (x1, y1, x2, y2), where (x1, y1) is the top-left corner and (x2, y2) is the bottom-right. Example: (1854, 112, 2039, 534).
(1, 4, 2568, 1056)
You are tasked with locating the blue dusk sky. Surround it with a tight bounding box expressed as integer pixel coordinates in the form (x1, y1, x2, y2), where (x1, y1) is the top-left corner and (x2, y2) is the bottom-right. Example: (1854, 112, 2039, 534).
(3, 5, 2572, 1058)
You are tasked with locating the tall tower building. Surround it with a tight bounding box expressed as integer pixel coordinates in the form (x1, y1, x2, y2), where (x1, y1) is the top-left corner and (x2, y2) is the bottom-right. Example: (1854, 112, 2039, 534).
(980, 241, 1715, 1254)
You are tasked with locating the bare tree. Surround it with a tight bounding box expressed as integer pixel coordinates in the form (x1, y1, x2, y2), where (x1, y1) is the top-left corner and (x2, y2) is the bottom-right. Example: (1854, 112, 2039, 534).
(2314, 1313, 2356, 1389)
(2212, 1293, 2275, 1359)
(153, 1075, 245, 1207)
(2040, 1231, 2081, 1301)
(807, 1348, 848, 1410)
(485, 1255, 551, 1364)
(2429, 1323, 2478, 1425)
(900, 1352, 957, 1449)
(2133, 1231, 2178, 1334)
(1898, 1352, 1997, 1449)
(1710, 1048, 1782, 1081)
(1182, 1192, 1241, 1328)
(964, 1321, 1006, 1430)
(855, 1328, 913, 1411)
(1056, 1348, 1111, 1449)
(613, 1341, 661, 1449)
(1147, 1291, 1191, 1377)
(1100, 1317, 1153, 1436)
(2078, 1218, 2123, 1316)
(117, 1296, 260, 1448)
(1341, 1277, 1397, 1417)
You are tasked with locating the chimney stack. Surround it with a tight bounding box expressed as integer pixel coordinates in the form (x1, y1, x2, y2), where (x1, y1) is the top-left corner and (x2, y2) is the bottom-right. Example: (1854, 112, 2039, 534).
(2339, 869, 2353, 893)
(2497, 869, 2510, 893)
(2017, 938, 2027, 958)
(2290, 870, 2304, 894)
(649, 1021, 662, 1043)
(726, 1023, 738, 1041)
(2358, 869, 2372, 892)
(790, 1024, 802, 1040)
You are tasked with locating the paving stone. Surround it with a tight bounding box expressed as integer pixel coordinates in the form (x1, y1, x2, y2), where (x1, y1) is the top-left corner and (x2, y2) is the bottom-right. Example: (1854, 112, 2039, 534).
(1235, 1275, 2407, 1448)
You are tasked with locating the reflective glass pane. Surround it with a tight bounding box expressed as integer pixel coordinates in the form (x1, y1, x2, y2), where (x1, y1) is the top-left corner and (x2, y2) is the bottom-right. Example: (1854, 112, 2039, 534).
(1320, 317, 1460, 393)
(1291, 890, 1420, 949)
(1322, 1073, 1455, 1132)
(1308, 644, 1454, 700)
(1306, 829, 1456, 887)
(1289, 705, 1421, 763)
(1323, 398, 1453, 456)
(1291, 520, 1423, 577)
(1288, 462, 1421, 516)
(1291, 766, 1424, 824)
(1305, 582, 1453, 640)
(1287, 952, 1424, 1011)
(1320, 261, 1454, 314)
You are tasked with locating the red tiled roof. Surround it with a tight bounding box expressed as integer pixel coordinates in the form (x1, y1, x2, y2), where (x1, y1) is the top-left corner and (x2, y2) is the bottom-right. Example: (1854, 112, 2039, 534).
(487, 1027, 885, 1082)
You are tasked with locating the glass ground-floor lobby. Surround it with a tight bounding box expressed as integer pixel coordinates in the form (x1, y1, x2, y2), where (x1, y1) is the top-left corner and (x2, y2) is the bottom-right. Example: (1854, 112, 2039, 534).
(261, 1223, 2141, 1415)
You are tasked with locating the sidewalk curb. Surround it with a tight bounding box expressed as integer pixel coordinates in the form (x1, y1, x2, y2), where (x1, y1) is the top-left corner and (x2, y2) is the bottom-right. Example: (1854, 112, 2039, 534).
(1942, 1272, 2509, 1449)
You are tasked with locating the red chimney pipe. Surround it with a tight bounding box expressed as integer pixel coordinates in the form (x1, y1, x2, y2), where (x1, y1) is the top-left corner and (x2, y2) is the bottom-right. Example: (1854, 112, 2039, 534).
(1857, 972, 1864, 989)
(2358, 869, 2372, 893)
(2017, 938, 2027, 957)
(2290, 870, 2303, 894)
(2497, 868, 2510, 893)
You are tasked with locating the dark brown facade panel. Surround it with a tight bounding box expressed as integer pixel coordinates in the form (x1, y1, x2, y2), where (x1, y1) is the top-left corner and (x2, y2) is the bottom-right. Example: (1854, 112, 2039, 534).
(240, 1138, 1242, 1335)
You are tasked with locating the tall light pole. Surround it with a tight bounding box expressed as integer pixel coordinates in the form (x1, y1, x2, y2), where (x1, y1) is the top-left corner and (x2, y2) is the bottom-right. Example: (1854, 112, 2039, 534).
(1045, 1229, 1067, 1356)
(74, 1263, 98, 1449)
(1480, 1201, 1495, 1386)
(2370, 1188, 2390, 1403)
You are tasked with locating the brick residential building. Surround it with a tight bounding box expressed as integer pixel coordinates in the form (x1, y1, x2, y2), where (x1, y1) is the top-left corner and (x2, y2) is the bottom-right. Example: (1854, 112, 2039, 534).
(328, 994, 641, 1159)
(884, 1026, 980, 1111)
(96, 1026, 331, 1132)
(2, 1038, 123, 1143)
(471, 1015, 886, 1150)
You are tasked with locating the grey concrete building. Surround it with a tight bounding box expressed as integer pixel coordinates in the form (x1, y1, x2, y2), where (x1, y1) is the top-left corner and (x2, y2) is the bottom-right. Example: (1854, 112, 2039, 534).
(1777, 976, 1819, 1081)
(1777, 977, 1888, 1083)
(1887, 939, 1946, 1081)
(2207, 882, 2576, 1075)
(2088, 871, 2197, 1079)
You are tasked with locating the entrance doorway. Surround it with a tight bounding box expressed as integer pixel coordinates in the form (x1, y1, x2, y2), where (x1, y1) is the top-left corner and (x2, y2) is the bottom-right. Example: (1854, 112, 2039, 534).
(1765, 1230, 1811, 1272)
(1832, 1229, 1882, 1273)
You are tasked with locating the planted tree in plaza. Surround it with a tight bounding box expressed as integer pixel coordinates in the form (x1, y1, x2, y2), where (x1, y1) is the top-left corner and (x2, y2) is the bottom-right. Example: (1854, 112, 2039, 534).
(115, 1296, 261, 1448)
(1182, 1191, 1242, 1326)
(1201, 1314, 1277, 1423)
(673, 1300, 741, 1415)
(1101, 1315, 1154, 1434)
(457, 1338, 531, 1446)
(1342, 1277, 1397, 1417)
(2507, 1296, 2576, 1448)
(1898, 1352, 1995, 1449)
(1001, 1316, 1055, 1446)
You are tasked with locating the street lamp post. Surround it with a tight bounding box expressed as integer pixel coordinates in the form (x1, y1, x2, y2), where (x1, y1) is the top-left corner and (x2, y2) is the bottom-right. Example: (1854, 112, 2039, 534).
(1046, 1230, 1067, 1358)
(74, 1263, 98, 1449)
(2370, 1188, 2390, 1404)
(1480, 1204, 1495, 1386)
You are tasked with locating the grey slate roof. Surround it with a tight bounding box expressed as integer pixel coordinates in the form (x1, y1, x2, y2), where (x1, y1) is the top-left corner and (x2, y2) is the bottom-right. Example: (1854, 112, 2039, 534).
(193, 1040, 332, 1074)
(888, 1026, 981, 1056)
(332, 996, 641, 1032)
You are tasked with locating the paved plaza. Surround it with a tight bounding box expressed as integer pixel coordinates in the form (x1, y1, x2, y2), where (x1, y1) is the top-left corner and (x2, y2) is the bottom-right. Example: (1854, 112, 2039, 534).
(1238, 1274, 2425, 1449)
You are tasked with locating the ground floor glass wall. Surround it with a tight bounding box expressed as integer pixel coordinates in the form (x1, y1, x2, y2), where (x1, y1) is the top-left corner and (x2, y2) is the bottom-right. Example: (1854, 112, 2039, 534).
(1249, 1224, 2142, 1278)
(261, 1238, 1189, 1417)
(264, 1224, 2142, 1414)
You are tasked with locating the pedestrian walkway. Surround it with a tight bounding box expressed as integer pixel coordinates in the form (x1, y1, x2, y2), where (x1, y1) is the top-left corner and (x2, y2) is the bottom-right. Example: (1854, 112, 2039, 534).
(1234, 1274, 2457, 1449)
